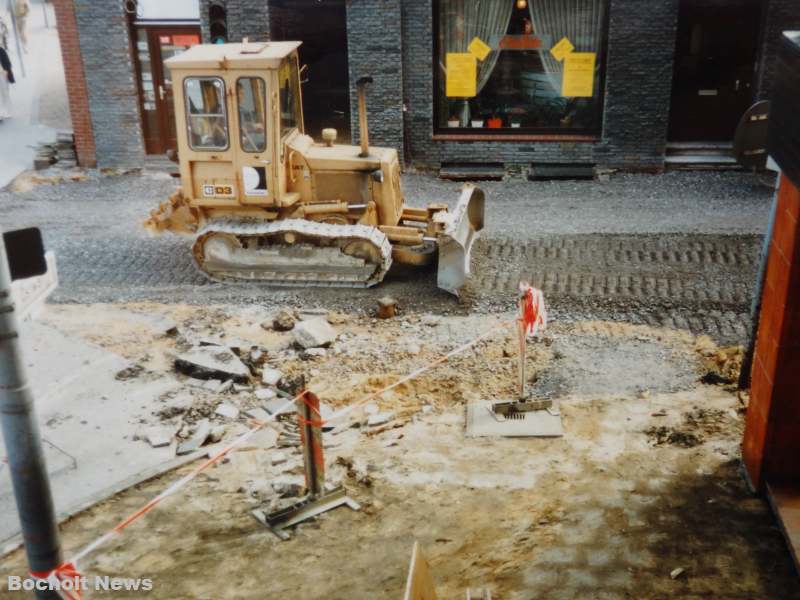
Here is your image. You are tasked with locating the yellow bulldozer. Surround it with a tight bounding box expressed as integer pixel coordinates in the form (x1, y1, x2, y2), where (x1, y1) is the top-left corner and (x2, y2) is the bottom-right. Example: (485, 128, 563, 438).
(145, 41, 484, 295)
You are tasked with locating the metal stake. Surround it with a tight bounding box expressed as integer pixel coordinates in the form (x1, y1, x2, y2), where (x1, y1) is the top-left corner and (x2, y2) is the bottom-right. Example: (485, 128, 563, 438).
(517, 293, 526, 400)
(252, 390, 359, 540)
(490, 286, 552, 419)
(0, 238, 61, 599)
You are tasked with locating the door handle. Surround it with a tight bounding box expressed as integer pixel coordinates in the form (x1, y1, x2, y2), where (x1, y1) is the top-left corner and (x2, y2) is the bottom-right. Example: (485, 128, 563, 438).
(158, 84, 165, 100)
(735, 79, 740, 91)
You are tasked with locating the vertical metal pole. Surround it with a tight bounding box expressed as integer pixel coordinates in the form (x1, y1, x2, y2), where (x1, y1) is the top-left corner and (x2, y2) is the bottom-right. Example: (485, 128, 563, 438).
(518, 295, 526, 401)
(297, 391, 324, 497)
(0, 239, 62, 599)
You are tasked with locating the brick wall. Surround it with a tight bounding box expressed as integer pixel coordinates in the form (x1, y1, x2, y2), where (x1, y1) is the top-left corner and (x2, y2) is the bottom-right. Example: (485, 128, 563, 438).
(72, 0, 144, 168)
(400, 0, 678, 171)
(52, 0, 96, 167)
(755, 0, 800, 101)
(743, 173, 800, 489)
(598, 0, 679, 169)
(345, 0, 404, 156)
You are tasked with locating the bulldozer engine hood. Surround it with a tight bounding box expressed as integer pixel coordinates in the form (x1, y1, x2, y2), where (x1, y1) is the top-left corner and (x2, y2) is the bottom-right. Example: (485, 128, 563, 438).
(289, 135, 397, 173)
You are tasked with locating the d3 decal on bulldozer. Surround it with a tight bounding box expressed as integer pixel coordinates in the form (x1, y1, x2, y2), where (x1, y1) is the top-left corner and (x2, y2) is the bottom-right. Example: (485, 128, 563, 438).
(202, 184, 235, 198)
(144, 41, 484, 296)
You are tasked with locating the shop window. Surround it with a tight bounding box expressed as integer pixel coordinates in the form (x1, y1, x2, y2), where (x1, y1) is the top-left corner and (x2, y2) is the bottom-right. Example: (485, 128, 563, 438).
(184, 77, 228, 150)
(279, 56, 303, 137)
(237, 77, 267, 152)
(435, 0, 607, 135)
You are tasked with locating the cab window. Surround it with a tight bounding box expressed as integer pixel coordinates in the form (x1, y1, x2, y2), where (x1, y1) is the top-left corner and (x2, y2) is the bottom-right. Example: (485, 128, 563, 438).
(184, 77, 228, 150)
(237, 77, 267, 153)
(279, 57, 302, 137)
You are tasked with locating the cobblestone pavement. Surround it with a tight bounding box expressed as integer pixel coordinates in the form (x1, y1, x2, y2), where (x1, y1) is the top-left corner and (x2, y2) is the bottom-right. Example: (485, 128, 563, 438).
(0, 169, 773, 344)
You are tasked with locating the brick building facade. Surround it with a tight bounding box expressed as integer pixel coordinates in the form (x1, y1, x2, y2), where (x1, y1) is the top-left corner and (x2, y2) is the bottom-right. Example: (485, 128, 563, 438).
(55, 0, 800, 172)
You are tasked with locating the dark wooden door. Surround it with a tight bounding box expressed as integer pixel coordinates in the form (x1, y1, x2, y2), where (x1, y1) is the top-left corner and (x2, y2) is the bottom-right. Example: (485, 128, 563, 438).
(136, 26, 201, 155)
(668, 0, 762, 142)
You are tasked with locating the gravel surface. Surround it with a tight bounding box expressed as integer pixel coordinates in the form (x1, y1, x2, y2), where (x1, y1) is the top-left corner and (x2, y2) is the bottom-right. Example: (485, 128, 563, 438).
(0, 169, 773, 343)
(402, 169, 775, 236)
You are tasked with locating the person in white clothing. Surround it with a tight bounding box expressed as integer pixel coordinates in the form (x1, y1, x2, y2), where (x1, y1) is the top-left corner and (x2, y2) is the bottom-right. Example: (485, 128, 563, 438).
(0, 16, 9, 50)
(0, 45, 14, 121)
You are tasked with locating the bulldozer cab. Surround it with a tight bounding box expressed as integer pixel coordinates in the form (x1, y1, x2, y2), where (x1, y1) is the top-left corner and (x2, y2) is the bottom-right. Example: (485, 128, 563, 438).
(165, 42, 304, 209)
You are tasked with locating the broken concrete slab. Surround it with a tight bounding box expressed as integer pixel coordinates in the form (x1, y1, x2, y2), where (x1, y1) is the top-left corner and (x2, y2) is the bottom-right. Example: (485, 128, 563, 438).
(203, 379, 224, 392)
(157, 394, 193, 419)
(245, 407, 271, 422)
(140, 426, 175, 448)
(215, 403, 240, 420)
(177, 419, 211, 455)
(209, 424, 227, 444)
(292, 318, 336, 349)
(240, 427, 279, 451)
(255, 388, 277, 401)
(262, 368, 283, 386)
(264, 397, 294, 416)
(175, 346, 250, 382)
(271, 451, 288, 466)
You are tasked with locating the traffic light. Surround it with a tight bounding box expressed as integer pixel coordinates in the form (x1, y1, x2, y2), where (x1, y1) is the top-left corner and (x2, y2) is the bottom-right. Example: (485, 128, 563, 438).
(209, 3, 227, 44)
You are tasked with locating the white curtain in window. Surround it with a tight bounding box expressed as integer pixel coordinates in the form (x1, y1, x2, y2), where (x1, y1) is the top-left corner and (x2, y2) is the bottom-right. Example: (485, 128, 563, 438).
(440, 0, 514, 123)
(528, 0, 605, 94)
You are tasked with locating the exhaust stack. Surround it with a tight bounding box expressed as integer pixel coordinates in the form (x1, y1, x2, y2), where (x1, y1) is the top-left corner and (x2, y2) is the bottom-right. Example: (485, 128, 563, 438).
(356, 76, 373, 158)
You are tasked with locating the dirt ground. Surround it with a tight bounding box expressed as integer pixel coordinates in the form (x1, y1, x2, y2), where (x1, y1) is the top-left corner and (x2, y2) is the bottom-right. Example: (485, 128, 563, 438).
(2, 304, 799, 599)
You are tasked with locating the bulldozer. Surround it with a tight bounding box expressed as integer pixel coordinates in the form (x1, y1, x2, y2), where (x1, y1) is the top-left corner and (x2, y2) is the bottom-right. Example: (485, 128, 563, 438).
(144, 41, 484, 295)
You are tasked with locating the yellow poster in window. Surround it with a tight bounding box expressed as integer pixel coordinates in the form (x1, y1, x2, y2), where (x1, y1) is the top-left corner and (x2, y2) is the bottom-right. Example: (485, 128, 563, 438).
(468, 36, 492, 61)
(446, 53, 477, 97)
(562, 52, 596, 97)
(550, 37, 575, 62)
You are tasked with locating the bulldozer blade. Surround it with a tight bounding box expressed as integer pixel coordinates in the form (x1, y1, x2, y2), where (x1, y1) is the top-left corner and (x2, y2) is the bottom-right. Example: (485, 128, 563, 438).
(435, 184, 485, 296)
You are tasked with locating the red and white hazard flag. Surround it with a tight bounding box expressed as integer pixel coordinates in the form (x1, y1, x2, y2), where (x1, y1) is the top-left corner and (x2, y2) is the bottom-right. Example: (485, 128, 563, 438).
(520, 283, 547, 337)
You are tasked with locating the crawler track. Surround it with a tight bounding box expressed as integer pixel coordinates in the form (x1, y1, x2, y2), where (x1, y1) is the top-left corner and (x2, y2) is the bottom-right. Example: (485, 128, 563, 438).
(191, 219, 393, 288)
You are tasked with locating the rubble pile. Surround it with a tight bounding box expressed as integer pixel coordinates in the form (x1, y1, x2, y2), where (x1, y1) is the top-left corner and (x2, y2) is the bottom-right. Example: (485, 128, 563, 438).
(34, 131, 78, 171)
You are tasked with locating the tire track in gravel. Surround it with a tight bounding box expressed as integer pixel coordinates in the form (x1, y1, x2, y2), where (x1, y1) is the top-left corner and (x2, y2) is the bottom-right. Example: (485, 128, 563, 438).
(50, 233, 762, 344)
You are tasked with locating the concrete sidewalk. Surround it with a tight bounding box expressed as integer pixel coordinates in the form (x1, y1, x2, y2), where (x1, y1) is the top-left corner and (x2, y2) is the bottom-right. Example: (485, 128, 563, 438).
(0, 308, 180, 545)
(0, 0, 67, 188)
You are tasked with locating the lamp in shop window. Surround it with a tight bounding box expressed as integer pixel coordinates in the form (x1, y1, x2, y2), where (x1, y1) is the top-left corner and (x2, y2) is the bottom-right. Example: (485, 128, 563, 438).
(516, 0, 528, 9)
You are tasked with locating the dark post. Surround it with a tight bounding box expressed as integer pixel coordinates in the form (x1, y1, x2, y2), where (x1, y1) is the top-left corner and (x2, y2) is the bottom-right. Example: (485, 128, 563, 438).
(0, 237, 62, 599)
(298, 391, 325, 496)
